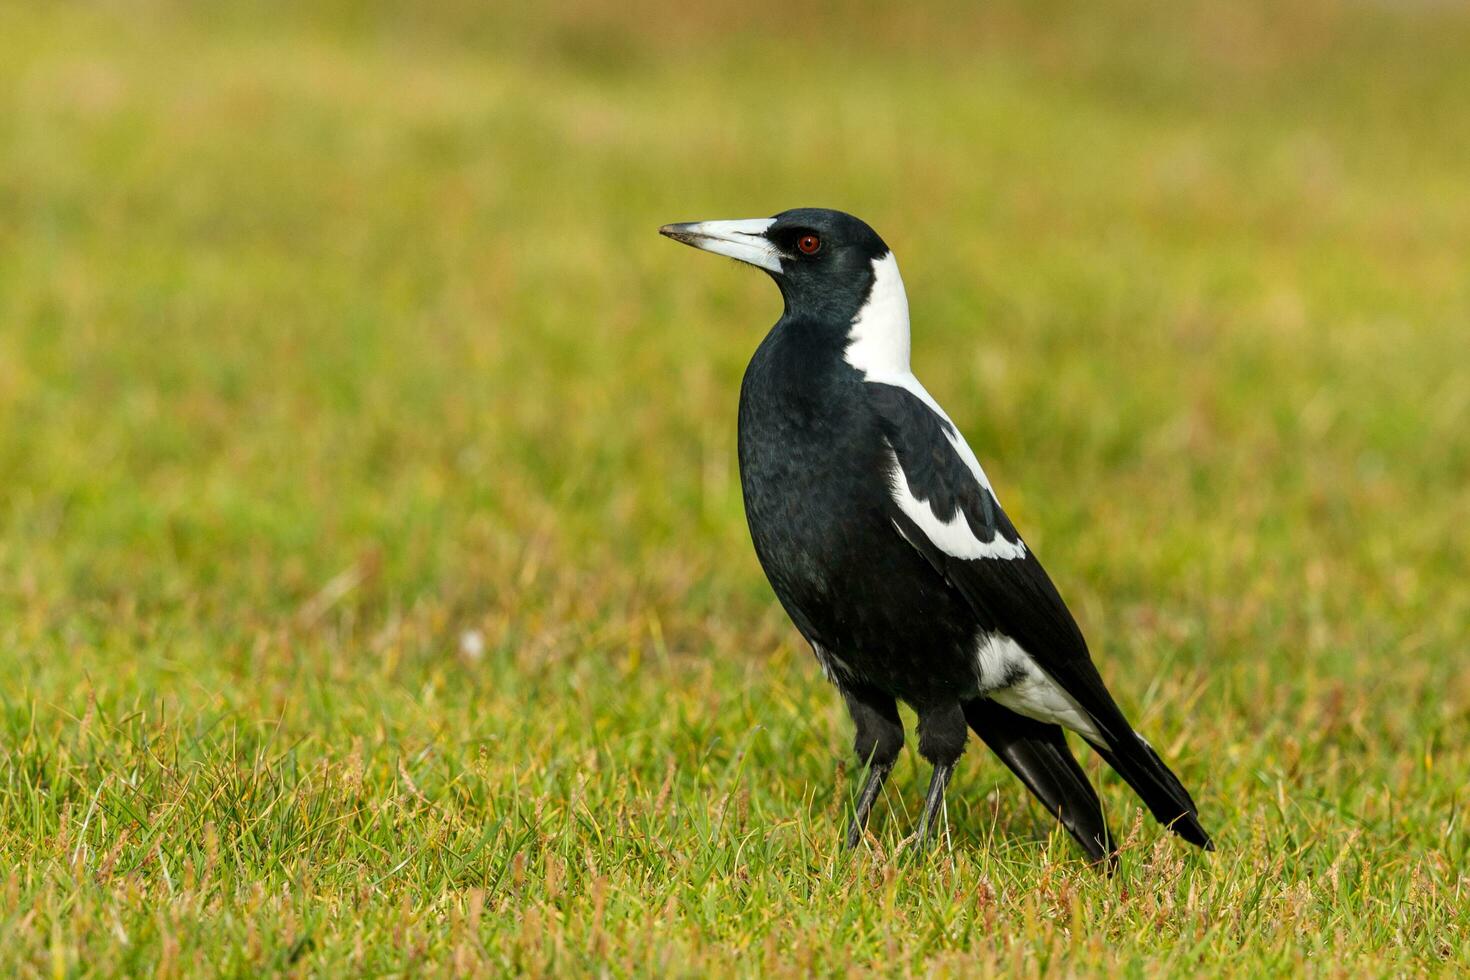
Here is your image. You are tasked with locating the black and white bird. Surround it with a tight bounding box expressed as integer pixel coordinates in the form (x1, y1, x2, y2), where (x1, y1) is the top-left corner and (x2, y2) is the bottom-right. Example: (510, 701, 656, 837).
(660, 208, 1213, 865)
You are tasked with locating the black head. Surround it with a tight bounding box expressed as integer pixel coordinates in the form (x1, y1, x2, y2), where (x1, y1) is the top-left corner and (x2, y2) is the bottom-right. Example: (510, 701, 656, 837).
(660, 208, 891, 324)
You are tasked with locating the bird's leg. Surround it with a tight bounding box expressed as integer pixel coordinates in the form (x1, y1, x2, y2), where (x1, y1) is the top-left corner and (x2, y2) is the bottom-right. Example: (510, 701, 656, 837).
(915, 761, 956, 851)
(847, 759, 895, 848)
(841, 686, 904, 848)
(913, 703, 969, 853)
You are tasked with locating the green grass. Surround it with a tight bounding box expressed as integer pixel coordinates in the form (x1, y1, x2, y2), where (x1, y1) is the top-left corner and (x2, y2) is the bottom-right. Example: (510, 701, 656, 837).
(2, 0, 1469, 974)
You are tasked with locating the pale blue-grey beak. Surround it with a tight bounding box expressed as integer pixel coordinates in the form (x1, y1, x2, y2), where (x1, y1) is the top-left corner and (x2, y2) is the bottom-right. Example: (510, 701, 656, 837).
(659, 217, 783, 274)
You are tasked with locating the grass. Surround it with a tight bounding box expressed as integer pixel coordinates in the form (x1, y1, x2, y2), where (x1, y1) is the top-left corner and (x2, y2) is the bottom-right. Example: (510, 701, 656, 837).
(2, 0, 1468, 974)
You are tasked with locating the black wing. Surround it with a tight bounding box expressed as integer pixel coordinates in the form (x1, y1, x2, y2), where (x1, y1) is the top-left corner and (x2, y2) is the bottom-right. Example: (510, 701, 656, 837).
(867, 381, 1114, 726)
(870, 381, 1212, 849)
(963, 697, 1117, 869)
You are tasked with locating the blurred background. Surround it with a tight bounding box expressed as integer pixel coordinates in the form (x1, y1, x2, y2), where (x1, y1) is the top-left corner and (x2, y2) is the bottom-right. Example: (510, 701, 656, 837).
(1, 0, 1467, 971)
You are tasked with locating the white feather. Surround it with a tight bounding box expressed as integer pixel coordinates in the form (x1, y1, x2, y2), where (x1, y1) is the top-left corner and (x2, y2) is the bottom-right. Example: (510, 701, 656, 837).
(885, 444, 1026, 561)
(849, 253, 1020, 563)
(987, 649, 1103, 743)
(845, 255, 1090, 739)
(812, 643, 857, 684)
(971, 632, 1022, 690)
(844, 251, 912, 377)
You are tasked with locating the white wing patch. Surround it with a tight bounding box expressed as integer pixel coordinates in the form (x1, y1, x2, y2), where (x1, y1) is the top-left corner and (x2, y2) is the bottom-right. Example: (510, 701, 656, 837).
(982, 638, 1103, 743)
(847, 252, 1096, 743)
(885, 444, 1027, 561)
(974, 632, 1028, 690)
(876, 372, 999, 493)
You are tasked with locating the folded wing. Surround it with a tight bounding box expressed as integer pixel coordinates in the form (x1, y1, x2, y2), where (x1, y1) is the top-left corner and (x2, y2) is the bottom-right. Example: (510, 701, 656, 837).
(868, 377, 1212, 849)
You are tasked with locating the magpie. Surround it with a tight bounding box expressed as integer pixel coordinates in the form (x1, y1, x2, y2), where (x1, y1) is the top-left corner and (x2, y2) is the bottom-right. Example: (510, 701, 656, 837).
(659, 208, 1212, 866)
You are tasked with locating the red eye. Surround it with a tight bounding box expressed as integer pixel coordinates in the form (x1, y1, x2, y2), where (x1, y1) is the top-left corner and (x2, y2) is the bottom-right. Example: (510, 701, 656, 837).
(797, 234, 821, 254)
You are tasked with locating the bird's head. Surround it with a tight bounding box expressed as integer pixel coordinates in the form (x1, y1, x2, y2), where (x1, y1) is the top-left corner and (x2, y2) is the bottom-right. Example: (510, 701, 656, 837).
(660, 208, 894, 325)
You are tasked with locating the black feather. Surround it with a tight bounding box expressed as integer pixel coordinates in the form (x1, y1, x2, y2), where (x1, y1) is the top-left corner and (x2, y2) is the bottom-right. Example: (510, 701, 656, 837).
(1089, 735, 1214, 850)
(876, 388, 1213, 849)
(670, 206, 1217, 864)
(964, 698, 1118, 870)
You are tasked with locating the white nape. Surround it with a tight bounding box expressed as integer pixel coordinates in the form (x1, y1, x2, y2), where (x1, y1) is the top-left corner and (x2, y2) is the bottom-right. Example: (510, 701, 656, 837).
(847, 252, 1007, 501)
(858, 253, 1023, 562)
(844, 251, 913, 377)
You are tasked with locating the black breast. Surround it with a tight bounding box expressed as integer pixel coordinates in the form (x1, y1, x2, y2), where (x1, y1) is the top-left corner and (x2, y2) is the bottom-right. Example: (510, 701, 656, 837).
(735, 319, 983, 707)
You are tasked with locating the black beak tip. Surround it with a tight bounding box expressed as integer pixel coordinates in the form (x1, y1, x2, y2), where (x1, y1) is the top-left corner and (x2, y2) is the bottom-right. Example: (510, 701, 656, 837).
(659, 223, 698, 245)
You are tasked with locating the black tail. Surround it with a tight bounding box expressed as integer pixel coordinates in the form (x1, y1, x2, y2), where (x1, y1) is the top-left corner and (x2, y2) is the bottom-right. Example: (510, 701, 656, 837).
(964, 699, 1117, 870)
(1091, 734, 1213, 850)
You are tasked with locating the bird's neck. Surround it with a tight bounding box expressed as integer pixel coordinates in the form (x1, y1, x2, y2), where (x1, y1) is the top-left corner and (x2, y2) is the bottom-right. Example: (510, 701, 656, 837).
(841, 252, 912, 380)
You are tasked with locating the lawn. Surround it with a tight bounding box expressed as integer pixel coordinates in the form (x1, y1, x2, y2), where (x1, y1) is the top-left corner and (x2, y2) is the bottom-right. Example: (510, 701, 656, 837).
(1, 0, 1467, 974)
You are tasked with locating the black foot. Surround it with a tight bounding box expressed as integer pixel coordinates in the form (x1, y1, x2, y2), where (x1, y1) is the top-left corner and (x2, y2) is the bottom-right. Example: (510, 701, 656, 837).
(914, 761, 956, 852)
(840, 685, 903, 848)
(845, 760, 895, 848)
